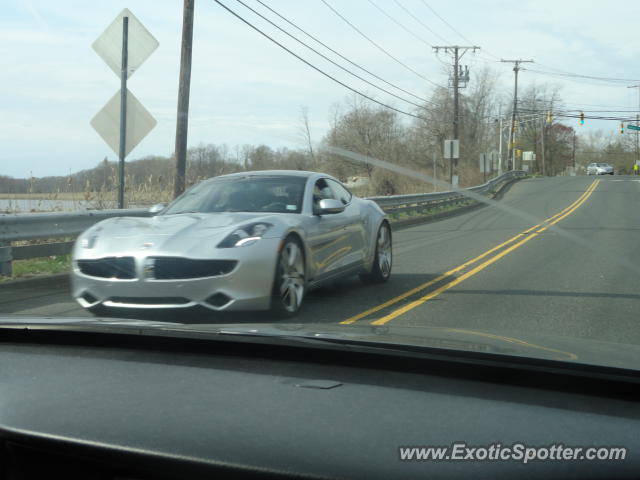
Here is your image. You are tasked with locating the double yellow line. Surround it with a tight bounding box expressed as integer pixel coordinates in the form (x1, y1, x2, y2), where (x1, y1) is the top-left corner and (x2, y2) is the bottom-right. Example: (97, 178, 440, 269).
(341, 179, 600, 326)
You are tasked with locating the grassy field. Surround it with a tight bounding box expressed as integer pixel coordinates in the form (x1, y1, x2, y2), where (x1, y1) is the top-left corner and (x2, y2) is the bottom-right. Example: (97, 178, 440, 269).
(0, 193, 87, 200)
(0, 255, 71, 282)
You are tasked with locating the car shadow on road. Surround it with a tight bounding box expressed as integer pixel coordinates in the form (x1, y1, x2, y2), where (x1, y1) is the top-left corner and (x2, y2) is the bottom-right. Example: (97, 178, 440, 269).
(101, 272, 451, 325)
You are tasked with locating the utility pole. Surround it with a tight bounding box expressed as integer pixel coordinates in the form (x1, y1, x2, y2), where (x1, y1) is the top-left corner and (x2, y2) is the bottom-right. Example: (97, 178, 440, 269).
(570, 131, 576, 174)
(628, 84, 640, 174)
(501, 59, 533, 171)
(498, 116, 503, 175)
(433, 45, 480, 184)
(173, 0, 195, 199)
(540, 116, 546, 176)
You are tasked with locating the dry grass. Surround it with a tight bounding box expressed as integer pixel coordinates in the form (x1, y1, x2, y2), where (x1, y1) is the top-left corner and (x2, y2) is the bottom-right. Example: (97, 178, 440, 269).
(1, 169, 174, 212)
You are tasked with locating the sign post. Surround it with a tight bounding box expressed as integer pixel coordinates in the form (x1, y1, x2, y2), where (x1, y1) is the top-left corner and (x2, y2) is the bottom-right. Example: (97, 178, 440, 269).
(118, 16, 128, 210)
(91, 9, 159, 208)
(443, 139, 459, 186)
(479, 153, 487, 182)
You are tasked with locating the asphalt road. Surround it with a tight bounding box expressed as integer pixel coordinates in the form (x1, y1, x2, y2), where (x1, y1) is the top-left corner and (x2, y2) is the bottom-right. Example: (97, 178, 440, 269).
(2, 175, 640, 345)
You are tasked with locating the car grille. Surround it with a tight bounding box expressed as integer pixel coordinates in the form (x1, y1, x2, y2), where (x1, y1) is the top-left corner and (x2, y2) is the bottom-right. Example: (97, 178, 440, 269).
(108, 296, 191, 305)
(148, 257, 237, 279)
(77, 257, 136, 279)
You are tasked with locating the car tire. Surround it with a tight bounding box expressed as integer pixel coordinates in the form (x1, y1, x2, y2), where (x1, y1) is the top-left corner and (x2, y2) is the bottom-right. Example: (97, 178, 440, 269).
(271, 236, 306, 318)
(360, 222, 392, 284)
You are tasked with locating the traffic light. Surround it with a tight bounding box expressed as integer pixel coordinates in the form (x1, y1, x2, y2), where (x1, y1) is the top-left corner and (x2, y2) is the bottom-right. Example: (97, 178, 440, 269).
(620, 122, 625, 134)
(546, 111, 553, 124)
(579, 112, 585, 125)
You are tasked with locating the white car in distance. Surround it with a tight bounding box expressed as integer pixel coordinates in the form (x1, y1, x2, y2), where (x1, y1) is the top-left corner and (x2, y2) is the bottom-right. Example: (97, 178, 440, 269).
(586, 163, 614, 175)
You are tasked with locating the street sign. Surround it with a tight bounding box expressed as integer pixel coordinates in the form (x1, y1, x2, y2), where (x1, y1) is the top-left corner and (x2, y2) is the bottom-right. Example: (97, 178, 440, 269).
(91, 9, 158, 208)
(91, 89, 157, 157)
(479, 153, 489, 173)
(627, 124, 640, 131)
(92, 8, 159, 79)
(443, 139, 459, 159)
(487, 151, 498, 171)
(522, 151, 535, 161)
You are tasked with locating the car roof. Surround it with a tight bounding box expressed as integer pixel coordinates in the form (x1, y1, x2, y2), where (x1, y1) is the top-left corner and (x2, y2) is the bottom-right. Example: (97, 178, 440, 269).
(216, 170, 320, 179)
(202, 170, 342, 184)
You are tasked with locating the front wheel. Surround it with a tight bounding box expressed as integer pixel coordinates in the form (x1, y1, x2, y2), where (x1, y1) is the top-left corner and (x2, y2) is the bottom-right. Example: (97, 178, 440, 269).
(360, 222, 392, 284)
(271, 237, 306, 318)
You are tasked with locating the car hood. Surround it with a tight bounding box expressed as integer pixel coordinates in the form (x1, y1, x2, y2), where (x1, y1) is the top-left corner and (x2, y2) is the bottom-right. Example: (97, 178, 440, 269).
(1, 317, 639, 373)
(78, 212, 287, 256)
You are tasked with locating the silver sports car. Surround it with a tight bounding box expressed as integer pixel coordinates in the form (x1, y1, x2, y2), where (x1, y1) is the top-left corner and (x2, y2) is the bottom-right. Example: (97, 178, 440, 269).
(71, 170, 392, 317)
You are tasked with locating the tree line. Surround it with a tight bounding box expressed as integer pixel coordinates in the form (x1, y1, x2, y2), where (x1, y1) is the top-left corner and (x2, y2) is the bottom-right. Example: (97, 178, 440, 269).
(1, 67, 635, 199)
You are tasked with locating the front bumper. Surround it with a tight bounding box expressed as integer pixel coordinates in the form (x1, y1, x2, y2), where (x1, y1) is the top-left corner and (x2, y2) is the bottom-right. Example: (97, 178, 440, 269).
(71, 238, 281, 312)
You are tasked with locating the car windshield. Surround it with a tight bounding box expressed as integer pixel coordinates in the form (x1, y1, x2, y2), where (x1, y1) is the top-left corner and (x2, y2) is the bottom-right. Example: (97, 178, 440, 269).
(2, 2, 640, 375)
(163, 175, 306, 214)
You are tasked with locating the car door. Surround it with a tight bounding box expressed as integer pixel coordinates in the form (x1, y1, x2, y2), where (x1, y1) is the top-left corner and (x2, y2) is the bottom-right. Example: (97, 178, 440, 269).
(305, 178, 354, 281)
(326, 179, 367, 266)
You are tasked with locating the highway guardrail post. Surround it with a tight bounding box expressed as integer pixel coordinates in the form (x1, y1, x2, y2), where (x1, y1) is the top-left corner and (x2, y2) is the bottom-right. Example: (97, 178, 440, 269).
(0, 242, 13, 276)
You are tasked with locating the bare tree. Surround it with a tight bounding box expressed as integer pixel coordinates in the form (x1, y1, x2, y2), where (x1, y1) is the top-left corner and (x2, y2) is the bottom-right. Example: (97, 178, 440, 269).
(298, 106, 316, 169)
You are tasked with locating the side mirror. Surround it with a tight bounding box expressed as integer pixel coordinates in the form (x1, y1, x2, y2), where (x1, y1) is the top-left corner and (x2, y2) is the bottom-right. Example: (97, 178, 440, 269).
(317, 198, 345, 214)
(149, 203, 167, 214)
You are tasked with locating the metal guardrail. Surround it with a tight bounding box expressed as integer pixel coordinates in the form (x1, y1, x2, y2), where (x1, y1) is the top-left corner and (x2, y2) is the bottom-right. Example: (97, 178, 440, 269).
(0, 209, 150, 276)
(0, 171, 526, 276)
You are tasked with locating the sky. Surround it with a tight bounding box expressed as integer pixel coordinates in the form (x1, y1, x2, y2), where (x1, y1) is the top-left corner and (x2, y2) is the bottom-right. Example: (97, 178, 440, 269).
(1, 0, 639, 178)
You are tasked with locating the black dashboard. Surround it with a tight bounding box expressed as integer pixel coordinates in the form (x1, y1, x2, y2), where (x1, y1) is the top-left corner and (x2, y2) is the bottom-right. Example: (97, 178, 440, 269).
(0, 327, 638, 479)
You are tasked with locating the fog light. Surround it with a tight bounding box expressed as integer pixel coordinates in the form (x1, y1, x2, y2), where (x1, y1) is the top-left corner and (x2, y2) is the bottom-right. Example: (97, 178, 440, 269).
(81, 292, 98, 304)
(206, 293, 232, 308)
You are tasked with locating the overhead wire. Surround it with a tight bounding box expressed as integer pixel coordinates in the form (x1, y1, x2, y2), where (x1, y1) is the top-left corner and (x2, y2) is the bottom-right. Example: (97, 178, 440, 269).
(391, 0, 449, 44)
(365, 0, 432, 48)
(524, 68, 640, 84)
(318, 0, 446, 88)
(253, 0, 435, 105)
(234, 0, 434, 109)
(417, 0, 474, 46)
(212, 0, 429, 121)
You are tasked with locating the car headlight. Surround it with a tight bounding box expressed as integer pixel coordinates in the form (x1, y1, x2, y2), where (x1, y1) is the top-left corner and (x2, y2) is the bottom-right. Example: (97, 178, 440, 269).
(217, 222, 273, 248)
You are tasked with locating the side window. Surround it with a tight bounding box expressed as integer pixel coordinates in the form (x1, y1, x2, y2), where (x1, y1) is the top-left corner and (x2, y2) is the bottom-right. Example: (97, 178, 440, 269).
(327, 179, 352, 205)
(313, 179, 337, 208)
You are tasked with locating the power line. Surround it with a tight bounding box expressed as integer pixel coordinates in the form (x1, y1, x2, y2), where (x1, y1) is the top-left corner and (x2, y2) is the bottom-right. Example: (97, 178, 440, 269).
(366, 0, 432, 48)
(212, 0, 428, 121)
(253, 0, 435, 105)
(521, 108, 640, 113)
(560, 101, 636, 109)
(392, 0, 449, 44)
(319, 0, 445, 88)
(524, 68, 640, 84)
(233, 0, 432, 109)
(556, 113, 638, 121)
